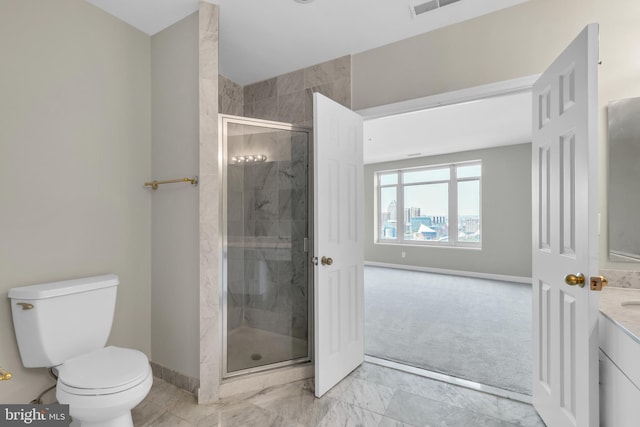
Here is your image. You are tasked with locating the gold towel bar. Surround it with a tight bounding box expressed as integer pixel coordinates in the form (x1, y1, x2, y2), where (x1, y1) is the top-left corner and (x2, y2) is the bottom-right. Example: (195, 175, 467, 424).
(0, 367, 12, 381)
(144, 176, 198, 190)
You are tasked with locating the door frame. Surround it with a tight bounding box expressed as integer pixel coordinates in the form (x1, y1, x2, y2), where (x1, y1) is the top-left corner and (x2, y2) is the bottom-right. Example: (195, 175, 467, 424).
(356, 74, 539, 120)
(356, 75, 540, 400)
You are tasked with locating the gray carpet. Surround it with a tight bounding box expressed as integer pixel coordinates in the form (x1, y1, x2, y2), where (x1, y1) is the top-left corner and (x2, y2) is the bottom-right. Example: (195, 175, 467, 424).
(364, 266, 532, 395)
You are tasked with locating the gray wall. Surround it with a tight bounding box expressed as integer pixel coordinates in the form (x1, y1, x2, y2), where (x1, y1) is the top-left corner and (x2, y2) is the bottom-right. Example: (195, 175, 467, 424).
(353, 0, 640, 270)
(150, 13, 200, 380)
(0, 0, 151, 403)
(365, 144, 532, 278)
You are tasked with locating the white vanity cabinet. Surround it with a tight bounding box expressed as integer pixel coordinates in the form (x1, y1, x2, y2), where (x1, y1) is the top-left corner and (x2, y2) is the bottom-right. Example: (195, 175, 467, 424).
(599, 313, 640, 427)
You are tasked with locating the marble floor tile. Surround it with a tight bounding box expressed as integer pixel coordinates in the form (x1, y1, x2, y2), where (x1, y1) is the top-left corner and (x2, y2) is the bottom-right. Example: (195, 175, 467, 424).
(198, 403, 291, 427)
(132, 362, 545, 427)
(378, 417, 417, 427)
(132, 399, 166, 427)
(442, 382, 503, 420)
(354, 363, 503, 420)
(253, 390, 336, 425)
(384, 390, 457, 426)
(133, 377, 188, 426)
(316, 400, 384, 427)
(142, 411, 193, 427)
(496, 398, 547, 427)
(164, 390, 220, 424)
(326, 376, 396, 415)
(237, 378, 314, 407)
(439, 409, 516, 427)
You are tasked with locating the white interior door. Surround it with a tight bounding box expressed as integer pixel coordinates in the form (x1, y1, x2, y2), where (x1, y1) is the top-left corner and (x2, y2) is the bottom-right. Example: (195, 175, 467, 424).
(532, 24, 600, 427)
(313, 93, 364, 397)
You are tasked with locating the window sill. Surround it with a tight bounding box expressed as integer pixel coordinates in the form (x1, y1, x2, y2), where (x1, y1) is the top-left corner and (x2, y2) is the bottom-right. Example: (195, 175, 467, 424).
(374, 241, 482, 250)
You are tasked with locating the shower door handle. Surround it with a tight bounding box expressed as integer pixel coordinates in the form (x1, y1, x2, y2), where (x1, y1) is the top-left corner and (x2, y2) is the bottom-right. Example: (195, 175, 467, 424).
(321, 256, 333, 266)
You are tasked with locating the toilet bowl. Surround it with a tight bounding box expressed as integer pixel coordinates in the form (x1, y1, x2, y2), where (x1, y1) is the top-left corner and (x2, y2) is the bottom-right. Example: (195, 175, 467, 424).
(8, 275, 152, 427)
(56, 347, 152, 427)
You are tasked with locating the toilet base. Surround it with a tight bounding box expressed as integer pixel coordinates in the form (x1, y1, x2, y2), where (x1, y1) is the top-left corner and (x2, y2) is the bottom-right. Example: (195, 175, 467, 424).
(70, 412, 132, 427)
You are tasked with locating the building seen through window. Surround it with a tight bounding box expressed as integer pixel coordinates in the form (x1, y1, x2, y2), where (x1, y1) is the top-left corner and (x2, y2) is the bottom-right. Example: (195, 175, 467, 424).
(377, 161, 481, 247)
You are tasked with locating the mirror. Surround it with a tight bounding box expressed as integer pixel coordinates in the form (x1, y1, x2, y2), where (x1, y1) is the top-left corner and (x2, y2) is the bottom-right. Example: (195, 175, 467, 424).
(608, 97, 640, 262)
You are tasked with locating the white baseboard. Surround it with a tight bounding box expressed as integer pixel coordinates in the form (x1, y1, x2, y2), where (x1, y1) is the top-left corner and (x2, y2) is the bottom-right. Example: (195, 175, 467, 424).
(364, 261, 532, 284)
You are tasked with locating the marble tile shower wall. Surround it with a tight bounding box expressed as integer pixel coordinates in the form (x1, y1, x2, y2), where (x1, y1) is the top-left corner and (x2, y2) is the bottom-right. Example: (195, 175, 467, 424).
(219, 75, 243, 116)
(226, 130, 309, 340)
(220, 55, 350, 347)
(220, 55, 351, 122)
(243, 55, 351, 125)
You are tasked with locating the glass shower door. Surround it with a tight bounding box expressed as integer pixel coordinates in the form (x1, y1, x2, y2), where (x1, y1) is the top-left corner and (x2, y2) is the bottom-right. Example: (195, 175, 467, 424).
(221, 115, 311, 376)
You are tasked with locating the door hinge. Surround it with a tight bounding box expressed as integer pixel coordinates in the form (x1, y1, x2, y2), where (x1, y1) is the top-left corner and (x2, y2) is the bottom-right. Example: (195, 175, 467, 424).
(590, 276, 608, 291)
(303, 237, 309, 253)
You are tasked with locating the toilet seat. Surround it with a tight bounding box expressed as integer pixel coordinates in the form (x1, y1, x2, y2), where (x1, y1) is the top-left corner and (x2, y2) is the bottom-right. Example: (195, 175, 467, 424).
(57, 346, 150, 396)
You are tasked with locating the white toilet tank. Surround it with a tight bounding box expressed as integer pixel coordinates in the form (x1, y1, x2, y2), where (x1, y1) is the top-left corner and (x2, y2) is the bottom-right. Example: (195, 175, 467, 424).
(8, 274, 119, 368)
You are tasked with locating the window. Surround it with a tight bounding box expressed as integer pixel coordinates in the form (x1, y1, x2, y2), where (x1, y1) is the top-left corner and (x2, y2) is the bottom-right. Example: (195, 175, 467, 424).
(376, 161, 481, 247)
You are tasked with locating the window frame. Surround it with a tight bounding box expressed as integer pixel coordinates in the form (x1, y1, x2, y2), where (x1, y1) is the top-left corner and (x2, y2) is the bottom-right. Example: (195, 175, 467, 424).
(375, 160, 482, 248)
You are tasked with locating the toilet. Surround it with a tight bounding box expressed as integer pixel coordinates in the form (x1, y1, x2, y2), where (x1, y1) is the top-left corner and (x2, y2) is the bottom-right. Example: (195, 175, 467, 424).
(8, 274, 152, 427)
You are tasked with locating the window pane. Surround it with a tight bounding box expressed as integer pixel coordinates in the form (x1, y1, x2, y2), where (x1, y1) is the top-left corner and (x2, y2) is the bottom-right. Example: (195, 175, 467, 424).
(457, 164, 481, 179)
(403, 183, 448, 242)
(379, 186, 397, 239)
(458, 180, 480, 242)
(379, 172, 398, 185)
(404, 167, 450, 184)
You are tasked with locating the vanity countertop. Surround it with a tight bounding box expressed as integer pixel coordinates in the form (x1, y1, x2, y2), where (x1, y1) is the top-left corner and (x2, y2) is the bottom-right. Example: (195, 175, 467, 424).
(599, 286, 640, 344)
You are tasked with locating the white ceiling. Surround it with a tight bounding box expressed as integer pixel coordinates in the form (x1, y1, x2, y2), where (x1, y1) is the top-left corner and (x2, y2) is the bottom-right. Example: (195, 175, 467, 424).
(85, 0, 527, 86)
(83, 0, 532, 162)
(363, 91, 532, 164)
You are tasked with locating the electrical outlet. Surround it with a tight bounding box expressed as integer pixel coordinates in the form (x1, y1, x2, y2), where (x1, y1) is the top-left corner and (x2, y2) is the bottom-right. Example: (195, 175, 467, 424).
(401, 251, 406, 258)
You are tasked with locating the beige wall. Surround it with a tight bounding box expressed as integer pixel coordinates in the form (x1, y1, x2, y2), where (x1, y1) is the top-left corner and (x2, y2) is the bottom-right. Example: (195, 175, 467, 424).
(150, 13, 200, 381)
(0, 0, 151, 403)
(365, 144, 532, 278)
(353, 0, 638, 109)
(353, 0, 640, 270)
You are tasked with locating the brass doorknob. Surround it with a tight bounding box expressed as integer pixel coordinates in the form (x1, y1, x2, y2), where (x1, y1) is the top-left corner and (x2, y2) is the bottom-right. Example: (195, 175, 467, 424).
(564, 273, 586, 288)
(321, 256, 333, 266)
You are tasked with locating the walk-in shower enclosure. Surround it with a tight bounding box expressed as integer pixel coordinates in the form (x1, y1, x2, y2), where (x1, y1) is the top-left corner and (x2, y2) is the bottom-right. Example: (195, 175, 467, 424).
(221, 115, 312, 377)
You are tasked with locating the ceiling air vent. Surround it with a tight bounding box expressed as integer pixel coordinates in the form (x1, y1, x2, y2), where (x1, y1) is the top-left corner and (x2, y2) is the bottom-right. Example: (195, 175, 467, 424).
(410, 0, 462, 17)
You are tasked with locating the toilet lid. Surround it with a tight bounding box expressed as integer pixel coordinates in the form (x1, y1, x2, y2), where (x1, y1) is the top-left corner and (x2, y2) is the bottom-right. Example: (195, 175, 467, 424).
(58, 346, 149, 392)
